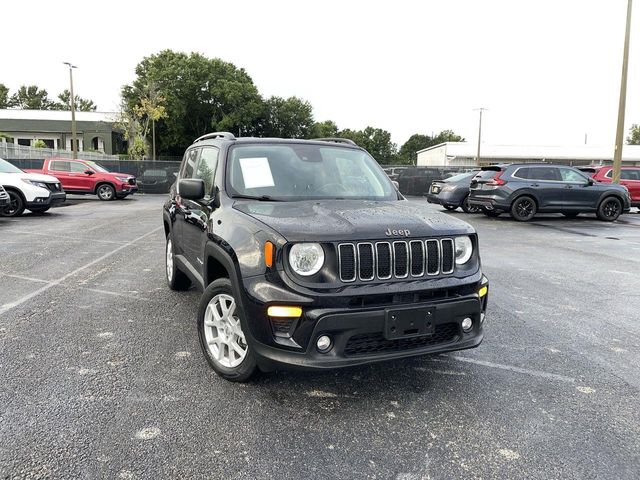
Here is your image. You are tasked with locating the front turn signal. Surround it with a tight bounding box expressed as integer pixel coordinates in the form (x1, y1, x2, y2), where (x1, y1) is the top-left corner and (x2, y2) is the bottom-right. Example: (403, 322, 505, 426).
(267, 306, 302, 318)
(478, 286, 488, 298)
(264, 241, 275, 267)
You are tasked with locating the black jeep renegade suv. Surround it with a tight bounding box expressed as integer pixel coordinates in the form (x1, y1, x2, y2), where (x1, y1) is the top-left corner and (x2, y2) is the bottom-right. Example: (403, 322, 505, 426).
(163, 133, 489, 381)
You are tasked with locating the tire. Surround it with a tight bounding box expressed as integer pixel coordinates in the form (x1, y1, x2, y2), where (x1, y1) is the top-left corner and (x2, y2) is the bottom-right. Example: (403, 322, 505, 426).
(165, 235, 191, 291)
(97, 184, 116, 201)
(443, 205, 457, 211)
(483, 209, 501, 217)
(29, 207, 51, 215)
(1, 190, 25, 217)
(562, 212, 579, 218)
(510, 196, 537, 222)
(197, 278, 257, 382)
(597, 196, 622, 222)
(461, 195, 482, 214)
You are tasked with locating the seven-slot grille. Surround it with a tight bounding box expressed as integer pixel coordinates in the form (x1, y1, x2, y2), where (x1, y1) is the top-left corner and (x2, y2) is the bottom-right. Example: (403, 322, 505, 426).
(338, 238, 456, 282)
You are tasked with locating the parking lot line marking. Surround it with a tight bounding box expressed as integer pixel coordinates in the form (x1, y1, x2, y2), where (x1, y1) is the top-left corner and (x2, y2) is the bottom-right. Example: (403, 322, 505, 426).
(0, 226, 163, 316)
(0, 274, 53, 284)
(81, 287, 151, 301)
(4, 230, 121, 244)
(446, 355, 576, 384)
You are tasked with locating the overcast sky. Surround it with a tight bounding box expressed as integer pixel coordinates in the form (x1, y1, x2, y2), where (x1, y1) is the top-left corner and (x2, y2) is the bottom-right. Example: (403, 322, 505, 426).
(3, 0, 638, 148)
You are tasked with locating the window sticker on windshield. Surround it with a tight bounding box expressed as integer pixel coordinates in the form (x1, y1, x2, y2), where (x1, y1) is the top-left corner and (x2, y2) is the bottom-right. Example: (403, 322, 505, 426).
(239, 157, 275, 189)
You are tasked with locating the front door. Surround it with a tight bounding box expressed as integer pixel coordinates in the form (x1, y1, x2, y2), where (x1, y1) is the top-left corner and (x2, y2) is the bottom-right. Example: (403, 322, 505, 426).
(67, 160, 95, 191)
(558, 167, 601, 210)
(182, 146, 220, 276)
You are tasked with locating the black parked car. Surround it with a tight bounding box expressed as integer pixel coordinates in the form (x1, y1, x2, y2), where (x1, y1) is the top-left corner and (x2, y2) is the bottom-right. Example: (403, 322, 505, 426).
(468, 164, 631, 222)
(163, 133, 489, 382)
(427, 171, 481, 213)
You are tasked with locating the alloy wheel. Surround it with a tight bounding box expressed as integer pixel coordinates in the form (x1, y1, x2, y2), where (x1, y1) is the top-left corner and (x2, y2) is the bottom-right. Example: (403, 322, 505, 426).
(516, 199, 534, 218)
(166, 239, 174, 280)
(203, 294, 248, 368)
(602, 199, 621, 219)
(98, 185, 114, 200)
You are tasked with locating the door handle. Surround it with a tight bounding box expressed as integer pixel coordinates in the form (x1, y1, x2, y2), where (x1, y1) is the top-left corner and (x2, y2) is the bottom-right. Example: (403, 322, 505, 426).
(530, 183, 539, 187)
(565, 185, 573, 189)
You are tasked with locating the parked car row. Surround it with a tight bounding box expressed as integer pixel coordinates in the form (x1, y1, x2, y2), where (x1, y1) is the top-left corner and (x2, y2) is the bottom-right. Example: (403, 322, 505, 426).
(428, 163, 635, 222)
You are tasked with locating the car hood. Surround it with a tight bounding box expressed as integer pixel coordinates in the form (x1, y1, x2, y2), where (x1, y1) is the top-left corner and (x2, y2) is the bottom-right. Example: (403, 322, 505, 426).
(12, 172, 61, 183)
(233, 199, 475, 242)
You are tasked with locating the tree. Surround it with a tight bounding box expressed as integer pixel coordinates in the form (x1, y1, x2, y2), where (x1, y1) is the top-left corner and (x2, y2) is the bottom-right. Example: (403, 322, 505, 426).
(9, 85, 56, 109)
(122, 50, 264, 156)
(627, 124, 640, 145)
(0, 84, 9, 109)
(33, 139, 47, 149)
(53, 89, 97, 112)
(398, 130, 465, 164)
(261, 96, 315, 138)
(339, 126, 398, 165)
(310, 120, 339, 138)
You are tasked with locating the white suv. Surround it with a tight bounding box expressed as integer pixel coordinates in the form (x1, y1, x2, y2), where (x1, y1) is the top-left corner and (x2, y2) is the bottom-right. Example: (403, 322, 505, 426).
(0, 158, 66, 216)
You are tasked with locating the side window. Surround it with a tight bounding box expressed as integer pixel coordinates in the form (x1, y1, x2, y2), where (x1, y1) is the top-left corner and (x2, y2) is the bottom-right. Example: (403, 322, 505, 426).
(180, 148, 200, 179)
(70, 161, 88, 173)
(529, 167, 560, 181)
(559, 168, 588, 183)
(605, 169, 613, 179)
(50, 161, 70, 172)
(621, 169, 640, 180)
(194, 147, 219, 196)
(514, 168, 530, 179)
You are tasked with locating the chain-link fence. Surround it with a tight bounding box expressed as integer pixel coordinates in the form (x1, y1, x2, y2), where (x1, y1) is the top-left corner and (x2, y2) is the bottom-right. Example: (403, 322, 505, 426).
(0, 142, 122, 162)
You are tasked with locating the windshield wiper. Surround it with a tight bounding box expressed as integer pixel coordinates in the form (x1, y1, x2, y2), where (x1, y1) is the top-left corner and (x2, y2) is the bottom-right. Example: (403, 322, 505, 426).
(231, 194, 282, 201)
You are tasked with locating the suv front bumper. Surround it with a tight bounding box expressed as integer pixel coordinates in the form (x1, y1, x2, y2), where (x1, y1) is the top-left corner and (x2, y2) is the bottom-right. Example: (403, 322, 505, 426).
(25, 192, 66, 209)
(240, 275, 489, 372)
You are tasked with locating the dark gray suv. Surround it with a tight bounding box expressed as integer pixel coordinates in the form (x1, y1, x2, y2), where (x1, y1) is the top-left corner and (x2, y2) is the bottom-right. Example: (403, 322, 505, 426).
(468, 164, 631, 222)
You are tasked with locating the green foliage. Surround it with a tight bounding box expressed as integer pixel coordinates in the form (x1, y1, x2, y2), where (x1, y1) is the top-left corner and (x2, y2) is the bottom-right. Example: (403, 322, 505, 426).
(310, 120, 339, 138)
(261, 96, 315, 138)
(338, 127, 398, 165)
(33, 139, 47, 149)
(9, 85, 56, 109)
(627, 124, 640, 145)
(398, 130, 465, 164)
(122, 50, 263, 156)
(129, 136, 148, 160)
(53, 89, 97, 112)
(0, 84, 9, 109)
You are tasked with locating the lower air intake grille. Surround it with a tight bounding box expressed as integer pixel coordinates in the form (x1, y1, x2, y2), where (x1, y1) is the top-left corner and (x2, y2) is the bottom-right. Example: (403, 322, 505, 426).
(344, 323, 460, 356)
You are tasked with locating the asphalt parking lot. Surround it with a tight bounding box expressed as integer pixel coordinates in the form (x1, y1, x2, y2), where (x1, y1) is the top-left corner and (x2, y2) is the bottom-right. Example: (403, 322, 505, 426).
(1, 195, 639, 479)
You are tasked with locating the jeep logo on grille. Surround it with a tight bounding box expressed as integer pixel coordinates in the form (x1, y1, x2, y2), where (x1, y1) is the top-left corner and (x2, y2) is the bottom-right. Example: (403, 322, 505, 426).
(385, 228, 411, 237)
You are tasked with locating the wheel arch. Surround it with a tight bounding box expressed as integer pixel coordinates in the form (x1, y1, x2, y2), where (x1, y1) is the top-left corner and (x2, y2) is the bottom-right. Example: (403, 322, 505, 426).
(3, 186, 27, 203)
(94, 181, 116, 195)
(510, 191, 539, 209)
(597, 192, 625, 208)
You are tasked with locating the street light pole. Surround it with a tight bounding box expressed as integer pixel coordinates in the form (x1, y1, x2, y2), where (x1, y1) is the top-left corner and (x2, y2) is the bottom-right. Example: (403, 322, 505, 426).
(473, 108, 488, 166)
(63, 62, 78, 159)
(612, 0, 633, 184)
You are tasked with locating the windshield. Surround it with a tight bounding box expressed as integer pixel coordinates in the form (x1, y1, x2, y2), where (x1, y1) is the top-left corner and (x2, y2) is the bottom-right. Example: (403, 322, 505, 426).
(86, 161, 110, 173)
(226, 144, 397, 201)
(0, 158, 24, 174)
(444, 172, 477, 183)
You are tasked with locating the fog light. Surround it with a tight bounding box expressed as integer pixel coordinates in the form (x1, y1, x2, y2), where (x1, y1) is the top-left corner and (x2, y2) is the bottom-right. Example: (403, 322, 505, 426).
(461, 317, 473, 332)
(316, 335, 332, 352)
(267, 306, 302, 318)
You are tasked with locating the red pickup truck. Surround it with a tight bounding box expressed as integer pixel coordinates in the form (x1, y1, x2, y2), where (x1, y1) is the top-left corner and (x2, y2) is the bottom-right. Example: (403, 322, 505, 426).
(27, 158, 138, 201)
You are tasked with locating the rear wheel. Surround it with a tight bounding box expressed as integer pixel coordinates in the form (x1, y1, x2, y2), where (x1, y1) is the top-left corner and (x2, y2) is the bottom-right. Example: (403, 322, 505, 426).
(462, 195, 482, 214)
(197, 278, 257, 382)
(97, 184, 115, 201)
(166, 236, 191, 290)
(510, 196, 537, 222)
(1, 190, 25, 217)
(597, 196, 622, 222)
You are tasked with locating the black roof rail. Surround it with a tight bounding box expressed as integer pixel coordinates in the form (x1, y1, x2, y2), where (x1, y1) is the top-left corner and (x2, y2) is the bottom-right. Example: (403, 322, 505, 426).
(311, 137, 357, 146)
(193, 132, 236, 144)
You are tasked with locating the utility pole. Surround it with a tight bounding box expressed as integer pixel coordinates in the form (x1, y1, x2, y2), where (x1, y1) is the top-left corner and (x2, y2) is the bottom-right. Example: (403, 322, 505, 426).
(612, 0, 633, 184)
(473, 108, 488, 166)
(152, 119, 156, 161)
(63, 62, 78, 159)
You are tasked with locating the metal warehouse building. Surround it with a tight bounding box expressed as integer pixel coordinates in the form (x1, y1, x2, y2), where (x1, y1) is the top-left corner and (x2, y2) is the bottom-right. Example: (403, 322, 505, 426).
(0, 109, 126, 155)
(417, 142, 640, 167)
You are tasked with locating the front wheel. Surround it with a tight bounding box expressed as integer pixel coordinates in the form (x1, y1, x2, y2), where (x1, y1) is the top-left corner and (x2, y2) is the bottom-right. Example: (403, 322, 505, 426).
(1, 190, 25, 217)
(97, 184, 115, 201)
(197, 278, 257, 382)
(597, 197, 622, 222)
(510, 196, 537, 222)
(462, 196, 482, 214)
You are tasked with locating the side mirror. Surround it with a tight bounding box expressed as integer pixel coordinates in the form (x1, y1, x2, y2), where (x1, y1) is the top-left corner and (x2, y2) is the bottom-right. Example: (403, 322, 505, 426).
(587, 178, 595, 186)
(84, 170, 95, 175)
(179, 179, 205, 200)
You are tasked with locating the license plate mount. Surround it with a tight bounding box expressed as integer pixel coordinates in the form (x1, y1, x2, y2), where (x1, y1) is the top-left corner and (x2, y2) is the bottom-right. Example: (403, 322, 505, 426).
(384, 306, 436, 340)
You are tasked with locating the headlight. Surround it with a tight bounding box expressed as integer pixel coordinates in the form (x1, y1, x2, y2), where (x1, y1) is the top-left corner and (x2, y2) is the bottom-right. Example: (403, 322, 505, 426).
(116, 176, 129, 182)
(22, 179, 48, 189)
(454, 236, 473, 265)
(289, 243, 325, 276)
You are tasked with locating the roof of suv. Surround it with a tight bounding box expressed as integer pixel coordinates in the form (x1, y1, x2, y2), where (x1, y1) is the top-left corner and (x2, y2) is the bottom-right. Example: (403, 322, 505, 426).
(191, 132, 362, 150)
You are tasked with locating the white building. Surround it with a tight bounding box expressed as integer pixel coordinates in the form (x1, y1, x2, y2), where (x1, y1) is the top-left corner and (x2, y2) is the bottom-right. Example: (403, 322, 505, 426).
(416, 142, 640, 167)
